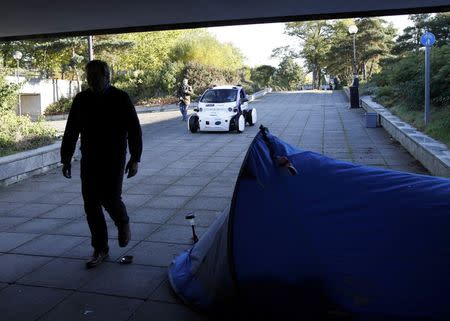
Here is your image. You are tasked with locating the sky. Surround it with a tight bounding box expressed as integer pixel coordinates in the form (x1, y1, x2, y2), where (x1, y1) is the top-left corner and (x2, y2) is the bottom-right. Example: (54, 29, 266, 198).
(208, 15, 413, 67)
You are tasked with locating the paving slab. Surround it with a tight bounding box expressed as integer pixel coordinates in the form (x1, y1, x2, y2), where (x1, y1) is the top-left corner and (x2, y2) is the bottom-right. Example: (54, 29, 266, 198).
(125, 241, 190, 267)
(129, 301, 207, 321)
(4, 203, 59, 218)
(32, 192, 79, 205)
(9, 218, 72, 234)
(11, 234, 87, 256)
(80, 263, 166, 299)
(0, 201, 25, 215)
(143, 195, 191, 209)
(126, 183, 169, 195)
(167, 209, 222, 227)
(39, 204, 85, 219)
(17, 257, 106, 290)
(0, 232, 39, 252)
(149, 278, 181, 304)
(147, 225, 207, 245)
(0, 191, 46, 203)
(0, 217, 31, 232)
(184, 196, 231, 211)
(129, 207, 177, 224)
(122, 194, 154, 209)
(39, 292, 143, 321)
(62, 238, 139, 262)
(174, 176, 212, 186)
(0, 284, 71, 321)
(126, 222, 161, 241)
(0, 253, 52, 283)
(160, 184, 204, 197)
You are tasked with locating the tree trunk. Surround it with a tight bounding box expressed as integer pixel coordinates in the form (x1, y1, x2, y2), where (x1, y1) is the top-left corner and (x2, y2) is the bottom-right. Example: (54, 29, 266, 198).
(362, 61, 366, 81)
(368, 60, 374, 79)
(312, 67, 317, 89)
(317, 66, 321, 89)
(73, 67, 81, 93)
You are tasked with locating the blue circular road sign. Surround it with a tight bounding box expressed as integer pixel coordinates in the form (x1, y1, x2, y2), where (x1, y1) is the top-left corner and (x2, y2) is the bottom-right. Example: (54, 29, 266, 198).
(420, 32, 436, 47)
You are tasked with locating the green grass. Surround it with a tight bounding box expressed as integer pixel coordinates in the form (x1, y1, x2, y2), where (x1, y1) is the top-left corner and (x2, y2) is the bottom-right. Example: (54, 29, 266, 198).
(389, 104, 450, 147)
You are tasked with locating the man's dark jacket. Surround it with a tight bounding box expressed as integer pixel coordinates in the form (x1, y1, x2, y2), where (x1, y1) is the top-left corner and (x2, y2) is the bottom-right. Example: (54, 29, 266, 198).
(61, 86, 142, 178)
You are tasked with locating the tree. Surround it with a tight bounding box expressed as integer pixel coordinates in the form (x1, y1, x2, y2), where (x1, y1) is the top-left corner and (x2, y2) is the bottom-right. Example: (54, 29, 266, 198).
(88, 35, 134, 78)
(393, 14, 432, 55)
(0, 71, 19, 113)
(427, 13, 450, 47)
(283, 21, 331, 89)
(115, 30, 184, 72)
(169, 29, 244, 71)
(30, 37, 88, 80)
(325, 18, 395, 85)
(0, 40, 32, 69)
(272, 57, 306, 91)
(251, 65, 276, 89)
(352, 18, 395, 80)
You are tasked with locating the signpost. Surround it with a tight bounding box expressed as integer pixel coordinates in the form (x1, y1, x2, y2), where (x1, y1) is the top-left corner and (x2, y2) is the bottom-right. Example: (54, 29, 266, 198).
(420, 32, 435, 126)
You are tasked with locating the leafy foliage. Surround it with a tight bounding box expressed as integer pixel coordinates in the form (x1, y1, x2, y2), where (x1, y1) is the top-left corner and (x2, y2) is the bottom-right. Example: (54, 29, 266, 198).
(0, 73, 19, 113)
(251, 65, 276, 89)
(371, 44, 450, 110)
(0, 73, 57, 156)
(44, 97, 73, 116)
(169, 30, 244, 71)
(393, 13, 450, 55)
(0, 111, 57, 156)
(366, 43, 450, 146)
(282, 21, 331, 89)
(182, 62, 241, 96)
(272, 57, 306, 90)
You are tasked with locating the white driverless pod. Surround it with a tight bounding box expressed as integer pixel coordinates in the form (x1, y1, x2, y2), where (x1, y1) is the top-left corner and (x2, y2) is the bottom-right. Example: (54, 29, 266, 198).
(188, 85, 257, 133)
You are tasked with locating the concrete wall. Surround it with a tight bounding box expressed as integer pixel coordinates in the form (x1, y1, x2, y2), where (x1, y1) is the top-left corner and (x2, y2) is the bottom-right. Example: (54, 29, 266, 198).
(0, 141, 80, 186)
(6, 76, 80, 119)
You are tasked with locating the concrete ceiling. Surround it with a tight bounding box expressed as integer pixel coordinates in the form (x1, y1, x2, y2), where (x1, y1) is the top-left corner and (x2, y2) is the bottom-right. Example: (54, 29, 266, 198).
(1, 0, 449, 40)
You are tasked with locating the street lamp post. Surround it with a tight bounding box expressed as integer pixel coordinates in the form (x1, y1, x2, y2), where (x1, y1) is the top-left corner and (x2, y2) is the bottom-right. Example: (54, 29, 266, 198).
(13, 50, 23, 115)
(348, 25, 360, 108)
(348, 25, 358, 79)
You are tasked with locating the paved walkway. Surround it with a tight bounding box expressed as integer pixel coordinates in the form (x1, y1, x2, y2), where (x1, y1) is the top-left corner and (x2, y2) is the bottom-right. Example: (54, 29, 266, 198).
(0, 91, 427, 321)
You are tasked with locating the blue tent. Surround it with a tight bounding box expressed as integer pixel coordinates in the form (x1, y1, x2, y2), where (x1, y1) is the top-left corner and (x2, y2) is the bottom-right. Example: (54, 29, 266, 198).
(168, 126, 450, 321)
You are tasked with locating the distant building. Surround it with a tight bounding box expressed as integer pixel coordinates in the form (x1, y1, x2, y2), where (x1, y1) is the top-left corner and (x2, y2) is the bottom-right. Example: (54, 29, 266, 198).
(6, 76, 80, 119)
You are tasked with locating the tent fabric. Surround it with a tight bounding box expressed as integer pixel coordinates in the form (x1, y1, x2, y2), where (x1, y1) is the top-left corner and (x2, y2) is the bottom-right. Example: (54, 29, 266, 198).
(168, 126, 450, 321)
(168, 208, 235, 313)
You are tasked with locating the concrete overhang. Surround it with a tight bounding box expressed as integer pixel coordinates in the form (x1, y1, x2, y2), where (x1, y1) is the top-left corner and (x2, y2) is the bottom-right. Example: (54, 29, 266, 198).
(1, 0, 449, 40)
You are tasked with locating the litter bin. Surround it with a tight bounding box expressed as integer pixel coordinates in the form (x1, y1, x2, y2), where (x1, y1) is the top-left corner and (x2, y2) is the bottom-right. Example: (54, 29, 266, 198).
(365, 112, 379, 128)
(349, 86, 360, 108)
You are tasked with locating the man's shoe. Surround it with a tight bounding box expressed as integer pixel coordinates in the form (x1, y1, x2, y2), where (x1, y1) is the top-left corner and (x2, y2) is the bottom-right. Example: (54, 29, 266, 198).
(86, 250, 109, 269)
(118, 223, 131, 247)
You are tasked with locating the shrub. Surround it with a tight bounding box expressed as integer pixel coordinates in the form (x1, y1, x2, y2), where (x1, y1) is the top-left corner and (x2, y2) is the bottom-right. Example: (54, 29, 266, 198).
(0, 75, 19, 114)
(372, 45, 450, 112)
(182, 62, 241, 96)
(113, 62, 252, 103)
(0, 111, 57, 156)
(135, 96, 178, 107)
(44, 97, 73, 115)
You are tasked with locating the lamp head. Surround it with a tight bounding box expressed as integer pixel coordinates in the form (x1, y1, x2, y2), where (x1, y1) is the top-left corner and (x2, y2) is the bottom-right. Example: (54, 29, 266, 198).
(185, 213, 195, 226)
(13, 51, 23, 60)
(348, 25, 358, 35)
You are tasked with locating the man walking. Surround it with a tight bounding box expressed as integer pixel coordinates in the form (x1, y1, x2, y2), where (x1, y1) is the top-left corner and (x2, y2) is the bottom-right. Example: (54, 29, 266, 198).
(177, 78, 193, 121)
(61, 60, 142, 269)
